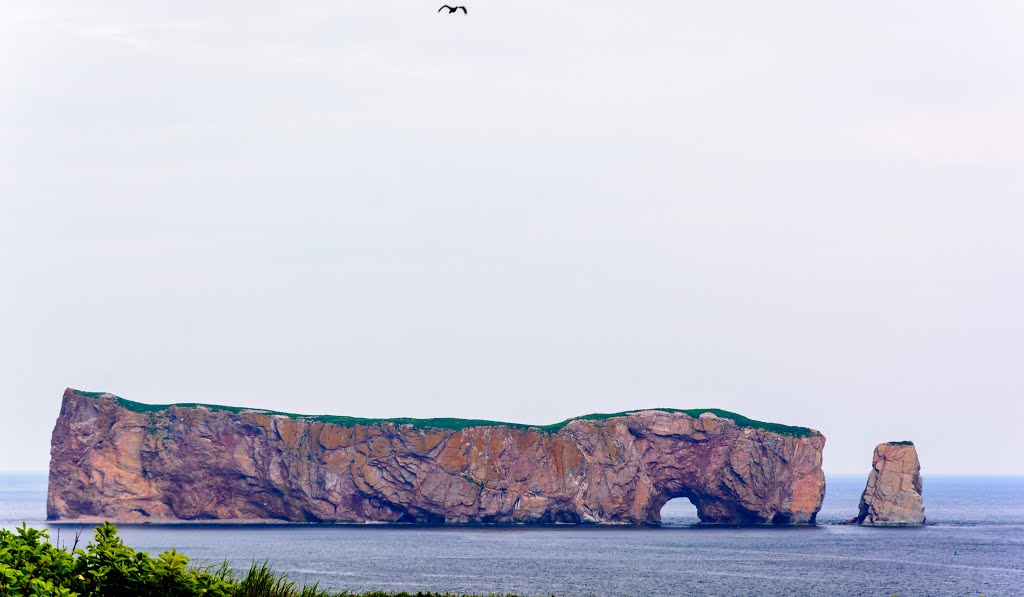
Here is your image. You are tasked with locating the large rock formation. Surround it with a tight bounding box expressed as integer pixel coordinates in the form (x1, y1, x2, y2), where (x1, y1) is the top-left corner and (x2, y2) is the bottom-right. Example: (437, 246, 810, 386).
(48, 388, 826, 525)
(850, 441, 925, 526)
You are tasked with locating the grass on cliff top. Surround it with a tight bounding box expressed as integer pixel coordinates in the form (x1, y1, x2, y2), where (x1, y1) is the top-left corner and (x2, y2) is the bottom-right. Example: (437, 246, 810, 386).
(886, 440, 915, 445)
(69, 389, 816, 437)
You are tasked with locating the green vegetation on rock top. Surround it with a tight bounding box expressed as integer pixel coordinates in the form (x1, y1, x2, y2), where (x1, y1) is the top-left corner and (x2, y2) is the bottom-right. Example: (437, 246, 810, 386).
(886, 440, 915, 446)
(69, 389, 816, 437)
(69, 390, 110, 398)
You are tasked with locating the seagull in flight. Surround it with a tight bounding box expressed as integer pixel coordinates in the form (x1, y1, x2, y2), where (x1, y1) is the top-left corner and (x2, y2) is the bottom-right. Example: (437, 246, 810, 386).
(438, 5, 467, 13)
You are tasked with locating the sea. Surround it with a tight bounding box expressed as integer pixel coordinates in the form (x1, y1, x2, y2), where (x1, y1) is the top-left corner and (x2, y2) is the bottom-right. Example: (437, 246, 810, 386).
(2, 473, 1022, 596)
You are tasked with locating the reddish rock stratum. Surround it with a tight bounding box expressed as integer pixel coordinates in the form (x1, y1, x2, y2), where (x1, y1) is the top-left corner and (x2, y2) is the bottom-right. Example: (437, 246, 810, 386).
(48, 389, 826, 525)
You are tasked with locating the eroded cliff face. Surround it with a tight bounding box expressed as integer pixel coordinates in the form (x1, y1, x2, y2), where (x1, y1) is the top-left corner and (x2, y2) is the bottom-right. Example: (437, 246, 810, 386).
(48, 389, 826, 525)
(850, 442, 925, 527)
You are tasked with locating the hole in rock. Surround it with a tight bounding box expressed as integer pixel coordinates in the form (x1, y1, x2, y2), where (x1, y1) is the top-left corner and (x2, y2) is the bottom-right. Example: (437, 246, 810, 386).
(659, 497, 700, 526)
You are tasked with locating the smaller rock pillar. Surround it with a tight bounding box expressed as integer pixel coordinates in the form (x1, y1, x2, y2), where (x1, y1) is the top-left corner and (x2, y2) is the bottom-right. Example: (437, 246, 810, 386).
(850, 441, 925, 526)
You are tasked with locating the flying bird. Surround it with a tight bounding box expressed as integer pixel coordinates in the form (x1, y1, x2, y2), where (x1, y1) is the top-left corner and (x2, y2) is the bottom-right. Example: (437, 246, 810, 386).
(438, 5, 467, 13)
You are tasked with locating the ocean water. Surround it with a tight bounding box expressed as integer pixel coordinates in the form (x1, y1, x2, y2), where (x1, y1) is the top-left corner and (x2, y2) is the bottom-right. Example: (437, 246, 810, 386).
(2, 473, 1022, 596)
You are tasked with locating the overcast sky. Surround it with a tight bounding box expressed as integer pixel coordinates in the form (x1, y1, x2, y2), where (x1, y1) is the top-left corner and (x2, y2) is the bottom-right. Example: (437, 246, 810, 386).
(2, 1, 1022, 475)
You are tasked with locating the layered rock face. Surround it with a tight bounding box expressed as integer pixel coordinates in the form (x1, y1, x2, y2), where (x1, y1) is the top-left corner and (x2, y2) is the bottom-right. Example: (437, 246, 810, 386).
(851, 442, 925, 526)
(49, 389, 826, 525)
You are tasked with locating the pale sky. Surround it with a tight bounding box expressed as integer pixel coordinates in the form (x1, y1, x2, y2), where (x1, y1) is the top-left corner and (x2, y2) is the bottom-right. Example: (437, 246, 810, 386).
(2, 1, 1022, 475)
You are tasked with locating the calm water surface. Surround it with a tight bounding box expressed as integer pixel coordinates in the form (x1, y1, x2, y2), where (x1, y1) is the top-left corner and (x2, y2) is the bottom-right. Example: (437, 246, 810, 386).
(3, 473, 1022, 596)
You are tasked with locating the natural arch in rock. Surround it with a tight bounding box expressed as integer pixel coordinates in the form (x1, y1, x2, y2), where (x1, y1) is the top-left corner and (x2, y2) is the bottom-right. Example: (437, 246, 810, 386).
(658, 496, 699, 525)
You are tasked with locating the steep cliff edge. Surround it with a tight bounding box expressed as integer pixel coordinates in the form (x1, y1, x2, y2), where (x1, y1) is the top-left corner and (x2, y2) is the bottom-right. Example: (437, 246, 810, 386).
(849, 441, 925, 526)
(48, 388, 825, 525)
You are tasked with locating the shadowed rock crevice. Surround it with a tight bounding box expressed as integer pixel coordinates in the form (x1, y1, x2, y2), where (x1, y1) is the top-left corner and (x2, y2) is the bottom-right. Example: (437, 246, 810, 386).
(48, 389, 826, 525)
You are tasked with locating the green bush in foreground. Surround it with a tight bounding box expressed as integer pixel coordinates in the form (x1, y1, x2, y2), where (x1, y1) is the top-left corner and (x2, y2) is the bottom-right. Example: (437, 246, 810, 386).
(0, 523, 523, 597)
(0, 523, 232, 597)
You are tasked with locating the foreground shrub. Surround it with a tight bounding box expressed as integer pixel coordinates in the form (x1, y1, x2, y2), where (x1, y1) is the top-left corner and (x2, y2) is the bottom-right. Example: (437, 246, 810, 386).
(0, 523, 232, 597)
(0, 522, 528, 597)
